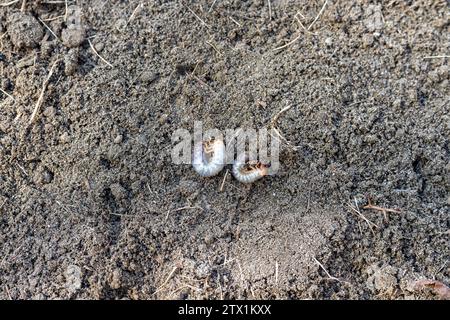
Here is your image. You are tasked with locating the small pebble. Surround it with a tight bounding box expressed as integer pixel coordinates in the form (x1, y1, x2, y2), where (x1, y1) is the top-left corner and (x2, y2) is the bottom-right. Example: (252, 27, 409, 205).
(34, 167, 54, 185)
(66, 265, 82, 293)
(362, 33, 374, 47)
(8, 13, 44, 49)
(59, 132, 70, 144)
(113, 135, 123, 144)
(110, 183, 127, 200)
(43, 106, 57, 118)
(62, 26, 86, 48)
(42, 170, 54, 184)
(94, 41, 105, 52)
(110, 268, 122, 289)
(158, 114, 168, 124)
(204, 235, 214, 245)
(40, 41, 54, 59)
(16, 55, 35, 68)
(139, 71, 159, 83)
(64, 48, 80, 76)
(62, 5, 86, 48)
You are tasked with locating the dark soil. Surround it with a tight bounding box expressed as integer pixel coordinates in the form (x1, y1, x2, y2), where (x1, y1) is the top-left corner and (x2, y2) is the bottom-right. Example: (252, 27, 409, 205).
(0, 0, 448, 299)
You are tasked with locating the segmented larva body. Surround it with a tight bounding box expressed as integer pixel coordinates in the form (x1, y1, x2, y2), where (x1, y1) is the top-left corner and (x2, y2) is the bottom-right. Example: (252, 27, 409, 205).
(232, 155, 268, 184)
(192, 139, 226, 177)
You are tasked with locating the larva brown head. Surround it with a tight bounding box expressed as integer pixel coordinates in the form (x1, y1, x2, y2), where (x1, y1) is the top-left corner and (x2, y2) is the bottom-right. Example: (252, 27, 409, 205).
(203, 139, 223, 153)
(257, 163, 269, 176)
(203, 140, 214, 154)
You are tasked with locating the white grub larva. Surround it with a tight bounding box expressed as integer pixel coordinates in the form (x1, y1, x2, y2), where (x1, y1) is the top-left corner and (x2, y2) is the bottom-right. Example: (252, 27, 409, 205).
(192, 139, 226, 177)
(232, 154, 269, 184)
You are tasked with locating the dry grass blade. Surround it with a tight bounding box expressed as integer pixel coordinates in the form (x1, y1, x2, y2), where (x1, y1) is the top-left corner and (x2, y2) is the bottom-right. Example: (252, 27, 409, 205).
(208, 0, 218, 13)
(0, 0, 19, 6)
(38, 17, 61, 41)
(307, 0, 328, 30)
(184, 3, 210, 28)
(219, 169, 229, 192)
(270, 105, 301, 150)
(64, 0, 68, 21)
(124, 2, 143, 29)
(313, 257, 351, 285)
(88, 38, 113, 67)
(165, 205, 203, 221)
(423, 55, 450, 59)
(347, 198, 378, 235)
(152, 266, 178, 296)
(172, 206, 203, 212)
(229, 16, 241, 27)
(275, 260, 279, 285)
(295, 15, 317, 35)
(206, 40, 223, 56)
(29, 59, 60, 124)
(273, 33, 302, 51)
(271, 104, 293, 125)
(274, 11, 317, 51)
(313, 257, 339, 281)
(0, 88, 15, 101)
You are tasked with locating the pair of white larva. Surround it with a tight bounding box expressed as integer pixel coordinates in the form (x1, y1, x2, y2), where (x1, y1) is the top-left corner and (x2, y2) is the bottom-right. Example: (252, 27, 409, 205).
(192, 139, 268, 183)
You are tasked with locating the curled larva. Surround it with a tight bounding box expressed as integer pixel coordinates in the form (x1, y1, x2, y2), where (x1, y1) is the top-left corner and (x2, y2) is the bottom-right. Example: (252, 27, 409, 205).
(232, 155, 268, 184)
(192, 139, 226, 177)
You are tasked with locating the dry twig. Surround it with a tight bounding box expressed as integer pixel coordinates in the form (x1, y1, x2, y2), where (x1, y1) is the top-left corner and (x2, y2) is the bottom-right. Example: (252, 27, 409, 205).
(165, 205, 203, 221)
(363, 198, 400, 221)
